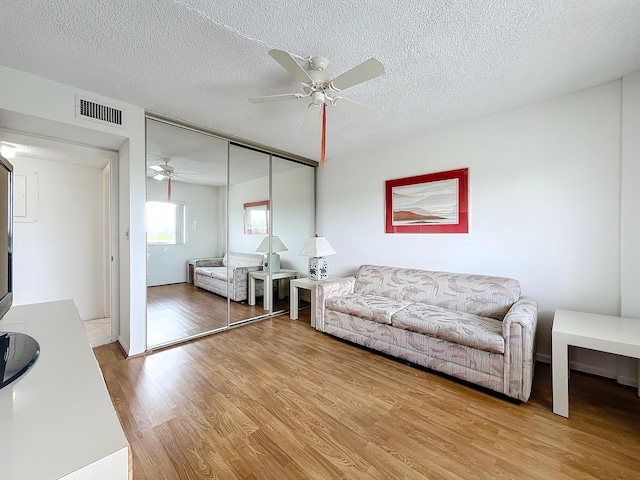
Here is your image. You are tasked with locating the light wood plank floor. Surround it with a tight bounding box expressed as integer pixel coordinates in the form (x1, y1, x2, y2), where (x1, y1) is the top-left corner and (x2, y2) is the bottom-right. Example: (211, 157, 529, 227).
(96, 311, 640, 479)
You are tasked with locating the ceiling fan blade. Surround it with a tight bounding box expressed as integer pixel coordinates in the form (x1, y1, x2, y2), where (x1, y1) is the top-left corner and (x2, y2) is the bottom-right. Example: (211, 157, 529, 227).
(172, 174, 194, 182)
(333, 97, 378, 118)
(249, 93, 304, 104)
(330, 58, 385, 91)
(302, 104, 322, 130)
(269, 49, 313, 83)
(153, 173, 166, 181)
(150, 165, 164, 172)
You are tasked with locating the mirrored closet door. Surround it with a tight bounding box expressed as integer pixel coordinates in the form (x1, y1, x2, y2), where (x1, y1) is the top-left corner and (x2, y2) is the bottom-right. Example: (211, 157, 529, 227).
(146, 118, 229, 348)
(145, 118, 316, 350)
(271, 155, 315, 313)
(228, 144, 270, 326)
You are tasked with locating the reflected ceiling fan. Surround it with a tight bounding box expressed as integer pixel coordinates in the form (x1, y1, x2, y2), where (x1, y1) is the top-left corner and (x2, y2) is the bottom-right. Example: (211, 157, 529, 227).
(148, 157, 195, 202)
(149, 157, 180, 181)
(249, 49, 385, 165)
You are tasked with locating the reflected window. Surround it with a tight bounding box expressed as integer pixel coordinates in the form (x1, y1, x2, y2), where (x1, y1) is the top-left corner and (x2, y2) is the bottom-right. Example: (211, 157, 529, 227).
(243, 200, 269, 235)
(147, 201, 185, 244)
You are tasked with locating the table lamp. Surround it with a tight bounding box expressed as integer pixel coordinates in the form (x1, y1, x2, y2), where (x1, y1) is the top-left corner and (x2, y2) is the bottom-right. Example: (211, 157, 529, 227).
(255, 235, 288, 272)
(298, 235, 336, 280)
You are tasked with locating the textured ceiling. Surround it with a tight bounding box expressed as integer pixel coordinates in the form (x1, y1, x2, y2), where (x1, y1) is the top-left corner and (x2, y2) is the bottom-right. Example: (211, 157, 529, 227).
(1, 0, 639, 163)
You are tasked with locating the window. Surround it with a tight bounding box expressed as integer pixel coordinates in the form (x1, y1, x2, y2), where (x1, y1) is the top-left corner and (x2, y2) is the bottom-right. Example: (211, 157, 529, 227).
(146, 201, 185, 245)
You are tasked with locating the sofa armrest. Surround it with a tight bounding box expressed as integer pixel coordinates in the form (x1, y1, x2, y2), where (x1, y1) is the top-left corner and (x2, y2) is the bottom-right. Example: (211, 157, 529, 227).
(316, 276, 356, 331)
(502, 297, 538, 335)
(194, 257, 223, 268)
(502, 296, 538, 401)
(232, 265, 262, 284)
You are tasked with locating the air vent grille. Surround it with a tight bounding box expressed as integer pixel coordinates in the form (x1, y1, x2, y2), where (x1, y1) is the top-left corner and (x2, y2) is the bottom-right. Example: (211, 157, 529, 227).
(75, 95, 124, 127)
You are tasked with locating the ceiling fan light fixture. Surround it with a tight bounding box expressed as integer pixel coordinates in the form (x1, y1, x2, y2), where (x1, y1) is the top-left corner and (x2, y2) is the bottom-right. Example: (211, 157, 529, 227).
(311, 91, 325, 105)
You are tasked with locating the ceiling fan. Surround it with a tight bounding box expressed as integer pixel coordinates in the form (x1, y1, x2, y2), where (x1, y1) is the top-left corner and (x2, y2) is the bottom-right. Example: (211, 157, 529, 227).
(249, 49, 385, 130)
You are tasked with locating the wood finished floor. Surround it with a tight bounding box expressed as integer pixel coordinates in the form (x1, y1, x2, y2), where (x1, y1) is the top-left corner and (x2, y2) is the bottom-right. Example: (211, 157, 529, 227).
(147, 283, 294, 347)
(96, 311, 640, 480)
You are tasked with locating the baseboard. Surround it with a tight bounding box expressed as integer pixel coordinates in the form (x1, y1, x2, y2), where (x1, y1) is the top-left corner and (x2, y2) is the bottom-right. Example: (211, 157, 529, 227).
(117, 336, 130, 357)
(535, 353, 638, 388)
(536, 353, 550, 364)
(616, 375, 638, 388)
(569, 360, 617, 381)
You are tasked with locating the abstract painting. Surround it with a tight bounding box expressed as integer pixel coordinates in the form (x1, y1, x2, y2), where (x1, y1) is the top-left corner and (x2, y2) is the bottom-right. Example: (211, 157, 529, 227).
(385, 168, 468, 233)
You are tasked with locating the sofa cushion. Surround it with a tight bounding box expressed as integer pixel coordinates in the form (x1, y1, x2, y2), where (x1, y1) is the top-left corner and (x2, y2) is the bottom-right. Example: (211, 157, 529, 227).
(354, 265, 521, 320)
(391, 303, 505, 354)
(223, 252, 264, 269)
(325, 294, 413, 325)
(195, 266, 233, 283)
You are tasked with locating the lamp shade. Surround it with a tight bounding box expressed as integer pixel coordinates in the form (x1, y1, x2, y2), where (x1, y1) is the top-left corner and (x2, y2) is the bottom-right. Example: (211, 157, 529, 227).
(298, 235, 336, 257)
(255, 235, 288, 253)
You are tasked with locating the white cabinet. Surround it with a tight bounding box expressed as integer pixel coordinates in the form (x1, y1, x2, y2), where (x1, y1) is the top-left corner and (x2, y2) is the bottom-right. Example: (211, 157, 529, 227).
(0, 300, 129, 479)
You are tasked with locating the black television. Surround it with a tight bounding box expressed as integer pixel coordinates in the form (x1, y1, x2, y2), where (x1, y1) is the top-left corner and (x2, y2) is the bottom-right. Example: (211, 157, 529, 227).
(0, 153, 39, 390)
(0, 153, 13, 319)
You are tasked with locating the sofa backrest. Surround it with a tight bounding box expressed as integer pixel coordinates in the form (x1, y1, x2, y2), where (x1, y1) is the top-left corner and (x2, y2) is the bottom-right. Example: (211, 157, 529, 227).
(223, 252, 264, 269)
(354, 265, 521, 320)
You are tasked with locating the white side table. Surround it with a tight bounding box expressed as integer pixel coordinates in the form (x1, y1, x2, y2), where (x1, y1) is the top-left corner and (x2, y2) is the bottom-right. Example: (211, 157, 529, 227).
(552, 309, 640, 417)
(290, 276, 337, 329)
(248, 269, 299, 310)
(186, 259, 197, 284)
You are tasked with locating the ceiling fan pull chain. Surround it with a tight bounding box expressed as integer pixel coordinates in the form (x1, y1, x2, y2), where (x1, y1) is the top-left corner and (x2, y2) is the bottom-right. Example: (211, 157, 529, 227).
(321, 103, 327, 167)
(168, 177, 172, 203)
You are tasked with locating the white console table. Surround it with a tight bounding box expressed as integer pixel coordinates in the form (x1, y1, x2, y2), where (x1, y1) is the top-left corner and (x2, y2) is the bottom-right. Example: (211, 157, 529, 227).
(552, 309, 640, 418)
(0, 300, 129, 479)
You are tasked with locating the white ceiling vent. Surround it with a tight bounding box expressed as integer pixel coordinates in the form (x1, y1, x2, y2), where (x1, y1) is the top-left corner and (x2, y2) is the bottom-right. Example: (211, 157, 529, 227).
(75, 95, 124, 128)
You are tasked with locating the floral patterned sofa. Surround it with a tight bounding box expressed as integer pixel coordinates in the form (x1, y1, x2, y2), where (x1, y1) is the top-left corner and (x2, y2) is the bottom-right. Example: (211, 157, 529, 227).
(193, 252, 264, 302)
(316, 265, 538, 401)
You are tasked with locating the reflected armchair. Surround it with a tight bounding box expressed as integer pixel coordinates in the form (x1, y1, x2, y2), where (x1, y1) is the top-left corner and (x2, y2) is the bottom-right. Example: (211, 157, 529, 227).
(193, 252, 264, 302)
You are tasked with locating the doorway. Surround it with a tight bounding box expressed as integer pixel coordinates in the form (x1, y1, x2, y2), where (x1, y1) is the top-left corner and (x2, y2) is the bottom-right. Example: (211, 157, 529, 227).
(2, 131, 119, 346)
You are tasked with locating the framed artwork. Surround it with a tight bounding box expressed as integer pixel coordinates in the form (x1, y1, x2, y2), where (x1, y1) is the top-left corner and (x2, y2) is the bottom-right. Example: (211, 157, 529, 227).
(385, 168, 468, 234)
(243, 200, 269, 234)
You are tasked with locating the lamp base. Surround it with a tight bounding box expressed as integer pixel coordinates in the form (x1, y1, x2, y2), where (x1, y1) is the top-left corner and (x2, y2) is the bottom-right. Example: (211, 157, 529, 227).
(263, 253, 281, 272)
(308, 257, 328, 280)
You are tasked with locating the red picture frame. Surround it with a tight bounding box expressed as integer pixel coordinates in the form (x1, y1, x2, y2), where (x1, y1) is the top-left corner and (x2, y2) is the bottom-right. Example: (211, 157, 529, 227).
(385, 168, 468, 234)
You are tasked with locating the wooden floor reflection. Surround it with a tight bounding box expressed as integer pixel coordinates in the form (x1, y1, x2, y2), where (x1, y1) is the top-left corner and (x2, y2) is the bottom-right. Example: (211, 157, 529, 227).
(147, 283, 294, 347)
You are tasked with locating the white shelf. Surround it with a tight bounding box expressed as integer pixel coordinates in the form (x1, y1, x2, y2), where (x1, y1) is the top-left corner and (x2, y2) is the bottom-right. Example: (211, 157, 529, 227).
(0, 300, 129, 479)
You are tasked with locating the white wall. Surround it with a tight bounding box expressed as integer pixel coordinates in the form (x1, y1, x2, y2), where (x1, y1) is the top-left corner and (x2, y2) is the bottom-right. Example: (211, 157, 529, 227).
(318, 78, 636, 383)
(621, 71, 640, 319)
(146, 179, 223, 286)
(618, 71, 640, 384)
(12, 156, 106, 321)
